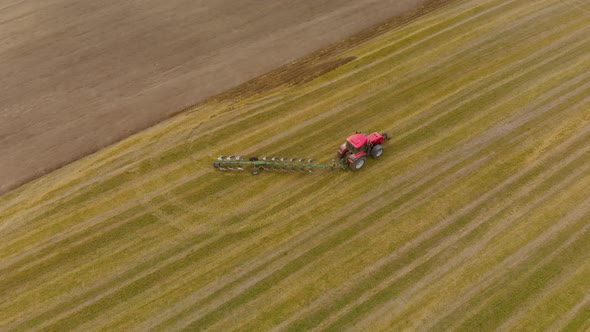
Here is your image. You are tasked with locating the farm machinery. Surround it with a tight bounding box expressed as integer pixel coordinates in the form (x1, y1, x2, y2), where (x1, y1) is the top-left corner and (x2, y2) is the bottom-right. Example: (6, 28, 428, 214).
(213, 131, 390, 175)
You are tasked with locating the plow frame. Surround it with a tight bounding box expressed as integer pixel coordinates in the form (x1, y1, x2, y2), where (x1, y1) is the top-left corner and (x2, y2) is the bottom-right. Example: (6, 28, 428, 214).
(213, 156, 346, 174)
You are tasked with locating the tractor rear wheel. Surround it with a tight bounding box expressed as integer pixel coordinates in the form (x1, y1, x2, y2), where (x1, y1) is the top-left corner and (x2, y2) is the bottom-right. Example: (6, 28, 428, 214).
(371, 144, 383, 158)
(349, 156, 366, 171)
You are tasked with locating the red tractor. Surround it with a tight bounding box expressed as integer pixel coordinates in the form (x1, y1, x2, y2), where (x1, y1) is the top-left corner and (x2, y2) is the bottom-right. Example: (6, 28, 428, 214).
(337, 131, 390, 171)
(214, 131, 391, 174)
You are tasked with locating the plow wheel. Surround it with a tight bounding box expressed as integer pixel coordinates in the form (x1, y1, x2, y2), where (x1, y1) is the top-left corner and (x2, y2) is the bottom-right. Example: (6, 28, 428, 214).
(249, 156, 261, 175)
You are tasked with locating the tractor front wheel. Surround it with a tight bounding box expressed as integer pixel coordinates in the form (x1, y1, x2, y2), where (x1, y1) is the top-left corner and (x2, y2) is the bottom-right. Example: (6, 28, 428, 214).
(349, 156, 366, 171)
(371, 144, 383, 158)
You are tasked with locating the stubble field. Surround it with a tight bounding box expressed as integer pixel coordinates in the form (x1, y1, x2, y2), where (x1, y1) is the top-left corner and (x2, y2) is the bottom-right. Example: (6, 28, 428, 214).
(1, 0, 589, 330)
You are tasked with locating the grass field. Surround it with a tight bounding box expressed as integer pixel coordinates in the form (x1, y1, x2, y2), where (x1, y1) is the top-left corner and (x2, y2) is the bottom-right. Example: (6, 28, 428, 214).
(1, 0, 590, 330)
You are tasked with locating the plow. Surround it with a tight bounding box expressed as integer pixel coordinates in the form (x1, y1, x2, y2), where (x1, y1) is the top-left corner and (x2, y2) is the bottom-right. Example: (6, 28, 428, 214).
(213, 131, 390, 175)
(213, 156, 343, 175)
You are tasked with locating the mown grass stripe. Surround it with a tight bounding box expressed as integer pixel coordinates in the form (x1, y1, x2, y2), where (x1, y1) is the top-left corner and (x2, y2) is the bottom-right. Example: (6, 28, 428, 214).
(381, 131, 590, 330)
(236, 88, 590, 330)
(558, 296, 590, 332)
(430, 195, 590, 330)
(368, 141, 590, 330)
(179, 139, 508, 330)
(1, 0, 588, 329)
(32, 229, 259, 331)
(330, 200, 590, 332)
(10, 231, 213, 331)
(456, 214, 590, 331)
(103, 176, 340, 330)
(281, 122, 590, 331)
(0, 213, 158, 298)
(265, 13, 590, 159)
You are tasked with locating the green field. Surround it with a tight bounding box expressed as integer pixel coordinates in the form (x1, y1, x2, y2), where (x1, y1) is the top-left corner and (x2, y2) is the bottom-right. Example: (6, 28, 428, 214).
(1, 0, 589, 330)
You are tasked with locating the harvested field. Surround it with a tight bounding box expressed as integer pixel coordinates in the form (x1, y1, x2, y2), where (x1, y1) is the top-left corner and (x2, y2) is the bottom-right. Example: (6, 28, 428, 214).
(1, 0, 590, 330)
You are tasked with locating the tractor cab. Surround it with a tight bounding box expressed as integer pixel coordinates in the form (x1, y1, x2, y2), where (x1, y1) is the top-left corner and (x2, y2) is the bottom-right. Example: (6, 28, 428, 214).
(347, 133, 368, 151)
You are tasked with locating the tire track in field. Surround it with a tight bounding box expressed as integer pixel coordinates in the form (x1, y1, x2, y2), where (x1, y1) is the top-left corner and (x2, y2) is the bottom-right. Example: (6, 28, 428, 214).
(548, 292, 590, 331)
(138, 147, 477, 329)
(394, 206, 590, 331)
(145, 42, 590, 330)
(497, 263, 590, 331)
(194, 154, 492, 331)
(0, 162, 192, 256)
(148, 92, 520, 330)
(393, 25, 590, 145)
(157, 63, 580, 326)
(0, 127, 208, 235)
(357, 145, 590, 330)
(437, 199, 590, 331)
(565, 0, 590, 14)
(231, 157, 493, 331)
(137, 144, 471, 330)
(8, 219, 240, 330)
(174, 148, 489, 330)
(0, 165, 210, 270)
(2, 170, 256, 326)
(387, 55, 590, 179)
(0, 169, 231, 322)
(276, 109, 590, 331)
(360, 190, 590, 330)
(8, 174, 336, 329)
(24, 229, 257, 332)
(5, 37, 588, 332)
(308, 0, 522, 92)
(322, 0, 560, 107)
(179, 67, 590, 330)
(0, 122, 238, 255)
(272, 64, 590, 326)
(5, 126, 352, 326)
(38, 180, 338, 330)
(103, 178, 349, 330)
(348, 88, 590, 330)
(0, 224, 169, 325)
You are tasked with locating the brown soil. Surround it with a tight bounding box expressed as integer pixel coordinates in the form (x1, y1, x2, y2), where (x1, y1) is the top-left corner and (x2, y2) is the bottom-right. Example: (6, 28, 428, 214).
(0, 0, 431, 194)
